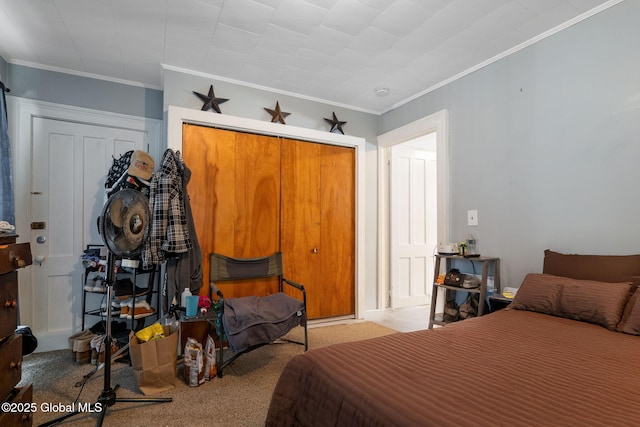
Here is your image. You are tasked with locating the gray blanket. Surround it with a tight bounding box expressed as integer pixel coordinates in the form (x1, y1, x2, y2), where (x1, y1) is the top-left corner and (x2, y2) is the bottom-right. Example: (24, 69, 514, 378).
(222, 293, 304, 352)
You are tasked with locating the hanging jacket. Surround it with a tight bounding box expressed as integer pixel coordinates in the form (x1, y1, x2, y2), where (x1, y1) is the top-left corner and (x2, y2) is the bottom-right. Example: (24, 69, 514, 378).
(142, 149, 191, 269)
(166, 161, 203, 296)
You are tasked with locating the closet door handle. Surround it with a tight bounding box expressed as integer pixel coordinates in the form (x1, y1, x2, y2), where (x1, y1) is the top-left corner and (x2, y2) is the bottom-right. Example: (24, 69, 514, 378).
(312, 247, 319, 254)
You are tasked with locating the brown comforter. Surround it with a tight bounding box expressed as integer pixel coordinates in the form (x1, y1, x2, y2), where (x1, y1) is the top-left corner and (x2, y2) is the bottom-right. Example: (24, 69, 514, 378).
(266, 309, 640, 426)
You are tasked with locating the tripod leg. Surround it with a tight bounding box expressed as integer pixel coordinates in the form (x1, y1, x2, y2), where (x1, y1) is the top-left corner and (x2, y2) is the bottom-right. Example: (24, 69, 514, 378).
(117, 397, 173, 403)
(37, 410, 81, 427)
(96, 403, 108, 427)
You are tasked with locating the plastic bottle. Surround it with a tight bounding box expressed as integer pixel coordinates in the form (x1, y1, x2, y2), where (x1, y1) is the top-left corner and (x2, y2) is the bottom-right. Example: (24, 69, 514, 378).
(466, 234, 477, 256)
(181, 288, 192, 307)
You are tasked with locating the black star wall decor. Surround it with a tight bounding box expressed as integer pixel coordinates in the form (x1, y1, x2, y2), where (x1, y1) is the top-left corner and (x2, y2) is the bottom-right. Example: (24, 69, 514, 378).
(324, 112, 347, 134)
(193, 85, 229, 113)
(264, 101, 290, 124)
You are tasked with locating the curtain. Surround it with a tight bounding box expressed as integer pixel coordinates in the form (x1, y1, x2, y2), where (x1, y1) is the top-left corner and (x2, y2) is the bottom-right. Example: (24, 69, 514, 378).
(0, 81, 15, 226)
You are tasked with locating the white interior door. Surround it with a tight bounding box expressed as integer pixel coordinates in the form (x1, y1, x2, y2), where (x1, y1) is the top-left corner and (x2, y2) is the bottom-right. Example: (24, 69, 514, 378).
(390, 144, 437, 309)
(30, 117, 146, 351)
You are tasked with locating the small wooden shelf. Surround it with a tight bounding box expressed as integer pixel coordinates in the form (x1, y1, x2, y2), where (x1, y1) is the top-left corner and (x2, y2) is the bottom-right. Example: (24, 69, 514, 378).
(428, 254, 500, 329)
(431, 283, 483, 293)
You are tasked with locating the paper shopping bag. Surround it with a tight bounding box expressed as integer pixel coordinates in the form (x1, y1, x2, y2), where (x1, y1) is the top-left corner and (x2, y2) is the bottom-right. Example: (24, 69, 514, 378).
(129, 325, 178, 395)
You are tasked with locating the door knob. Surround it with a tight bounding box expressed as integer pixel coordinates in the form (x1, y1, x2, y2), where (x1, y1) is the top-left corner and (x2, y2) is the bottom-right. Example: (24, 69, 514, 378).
(34, 255, 46, 265)
(312, 247, 319, 254)
(36, 235, 46, 244)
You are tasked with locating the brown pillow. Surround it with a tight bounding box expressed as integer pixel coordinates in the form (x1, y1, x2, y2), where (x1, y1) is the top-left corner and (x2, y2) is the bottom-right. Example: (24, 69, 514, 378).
(618, 289, 640, 335)
(559, 279, 632, 330)
(543, 249, 640, 283)
(512, 273, 632, 330)
(511, 274, 563, 315)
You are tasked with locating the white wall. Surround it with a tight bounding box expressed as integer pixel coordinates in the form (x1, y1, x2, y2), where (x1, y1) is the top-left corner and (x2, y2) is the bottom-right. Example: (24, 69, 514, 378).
(379, 0, 640, 288)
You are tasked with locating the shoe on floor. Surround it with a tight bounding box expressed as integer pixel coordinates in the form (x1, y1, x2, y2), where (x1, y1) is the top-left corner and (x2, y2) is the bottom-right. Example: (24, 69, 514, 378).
(90, 335, 106, 363)
(76, 350, 91, 364)
(68, 330, 93, 350)
(74, 334, 93, 353)
(69, 330, 94, 361)
(98, 340, 121, 364)
(72, 331, 95, 364)
(91, 334, 104, 349)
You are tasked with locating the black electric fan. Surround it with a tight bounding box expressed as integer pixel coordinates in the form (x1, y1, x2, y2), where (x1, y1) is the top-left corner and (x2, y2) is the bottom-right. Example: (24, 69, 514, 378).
(98, 188, 150, 259)
(40, 189, 171, 427)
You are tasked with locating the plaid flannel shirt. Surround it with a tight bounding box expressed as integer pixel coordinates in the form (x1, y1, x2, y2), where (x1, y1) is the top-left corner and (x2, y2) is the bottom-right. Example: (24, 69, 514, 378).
(142, 149, 192, 269)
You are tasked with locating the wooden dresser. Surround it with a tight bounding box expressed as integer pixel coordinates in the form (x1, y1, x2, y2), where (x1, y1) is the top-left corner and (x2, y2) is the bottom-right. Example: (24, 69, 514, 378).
(0, 233, 33, 427)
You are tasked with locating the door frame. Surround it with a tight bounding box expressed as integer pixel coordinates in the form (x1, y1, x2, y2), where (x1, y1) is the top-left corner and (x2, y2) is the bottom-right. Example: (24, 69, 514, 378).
(376, 109, 450, 310)
(8, 96, 162, 334)
(167, 105, 367, 319)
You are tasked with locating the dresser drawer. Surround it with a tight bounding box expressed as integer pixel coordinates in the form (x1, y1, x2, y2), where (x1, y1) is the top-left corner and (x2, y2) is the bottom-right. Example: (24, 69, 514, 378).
(0, 272, 18, 340)
(0, 334, 22, 400)
(0, 243, 32, 275)
(0, 383, 33, 427)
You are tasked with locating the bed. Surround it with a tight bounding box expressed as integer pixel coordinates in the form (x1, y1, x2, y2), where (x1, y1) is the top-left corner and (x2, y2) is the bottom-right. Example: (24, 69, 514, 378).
(266, 250, 640, 426)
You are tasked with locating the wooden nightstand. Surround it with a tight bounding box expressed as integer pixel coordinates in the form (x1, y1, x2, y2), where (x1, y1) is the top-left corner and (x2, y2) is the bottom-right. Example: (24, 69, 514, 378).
(488, 293, 513, 312)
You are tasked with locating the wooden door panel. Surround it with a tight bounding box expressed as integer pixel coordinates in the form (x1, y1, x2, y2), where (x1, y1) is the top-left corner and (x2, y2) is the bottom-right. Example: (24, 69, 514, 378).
(281, 139, 321, 315)
(183, 125, 280, 298)
(232, 133, 281, 295)
(234, 133, 281, 259)
(183, 124, 236, 298)
(281, 140, 355, 319)
(319, 144, 355, 318)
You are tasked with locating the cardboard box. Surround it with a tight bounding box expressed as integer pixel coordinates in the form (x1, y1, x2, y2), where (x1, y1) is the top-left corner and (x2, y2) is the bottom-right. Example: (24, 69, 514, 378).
(129, 325, 178, 395)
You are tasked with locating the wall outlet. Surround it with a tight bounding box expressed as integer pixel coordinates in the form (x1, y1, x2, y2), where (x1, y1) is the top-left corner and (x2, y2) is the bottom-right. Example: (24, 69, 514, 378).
(467, 210, 478, 226)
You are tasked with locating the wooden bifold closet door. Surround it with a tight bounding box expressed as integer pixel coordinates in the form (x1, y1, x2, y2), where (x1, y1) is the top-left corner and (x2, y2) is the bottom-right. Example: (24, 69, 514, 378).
(182, 124, 355, 319)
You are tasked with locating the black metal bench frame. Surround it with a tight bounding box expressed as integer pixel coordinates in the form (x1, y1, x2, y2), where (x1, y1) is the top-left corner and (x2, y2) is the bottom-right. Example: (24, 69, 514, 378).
(209, 251, 308, 377)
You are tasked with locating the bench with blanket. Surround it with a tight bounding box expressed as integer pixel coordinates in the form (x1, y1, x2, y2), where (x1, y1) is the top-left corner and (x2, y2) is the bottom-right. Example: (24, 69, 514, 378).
(209, 252, 307, 377)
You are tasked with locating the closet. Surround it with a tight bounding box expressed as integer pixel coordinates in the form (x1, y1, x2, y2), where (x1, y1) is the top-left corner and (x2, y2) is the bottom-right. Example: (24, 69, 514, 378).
(182, 124, 355, 319)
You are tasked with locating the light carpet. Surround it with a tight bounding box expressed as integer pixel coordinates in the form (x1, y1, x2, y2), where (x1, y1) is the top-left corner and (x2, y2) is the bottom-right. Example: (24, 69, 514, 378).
(21, 321, 396, 427)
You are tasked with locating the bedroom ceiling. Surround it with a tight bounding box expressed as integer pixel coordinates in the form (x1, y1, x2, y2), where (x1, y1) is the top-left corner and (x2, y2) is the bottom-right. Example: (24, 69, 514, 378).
(0, 0, 618, 114)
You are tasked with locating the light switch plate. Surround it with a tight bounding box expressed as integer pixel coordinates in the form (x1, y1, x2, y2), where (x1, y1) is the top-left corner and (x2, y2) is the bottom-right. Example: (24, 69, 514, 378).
(467, 210, 478, 226)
